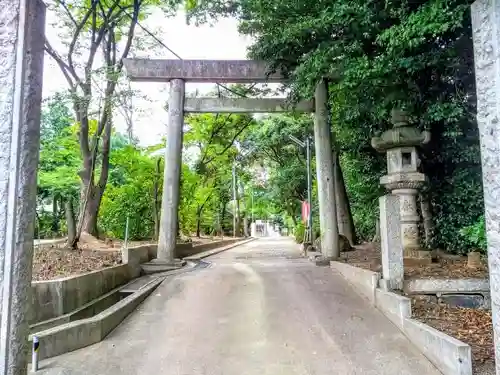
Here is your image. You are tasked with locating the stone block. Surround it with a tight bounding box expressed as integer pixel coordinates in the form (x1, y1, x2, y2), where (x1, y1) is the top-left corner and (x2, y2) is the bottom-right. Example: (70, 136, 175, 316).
(404, 278, 489, 294)
(402, 317, 472, 375)
(330, 261, 381, 305)
(379, 194, 404, 290)
(375, 288, 411, 331)
(372, 288, 472, 375)
(467, 251, 481, 268)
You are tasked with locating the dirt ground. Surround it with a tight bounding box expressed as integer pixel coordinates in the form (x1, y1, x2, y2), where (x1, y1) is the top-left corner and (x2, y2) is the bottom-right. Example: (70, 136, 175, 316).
(32, 248, 122, 281)
(33, 234, 225, 280)
(342, 242, 488, 279)
(412, 297, 494, 371)
(342, 242, 494, 370)
(38, 234, 224, 251)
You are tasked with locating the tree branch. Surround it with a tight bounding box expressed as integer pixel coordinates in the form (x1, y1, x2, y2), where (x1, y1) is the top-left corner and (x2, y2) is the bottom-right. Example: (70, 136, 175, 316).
(203, 118, 254, 165)
(62, 0, 96, 87)
(44, 38, 76, 90)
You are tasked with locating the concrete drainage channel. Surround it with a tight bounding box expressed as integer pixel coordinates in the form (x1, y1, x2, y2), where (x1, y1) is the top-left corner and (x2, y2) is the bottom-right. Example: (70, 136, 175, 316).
(28, 239, 255, 364)
(29, 258, 210, 363)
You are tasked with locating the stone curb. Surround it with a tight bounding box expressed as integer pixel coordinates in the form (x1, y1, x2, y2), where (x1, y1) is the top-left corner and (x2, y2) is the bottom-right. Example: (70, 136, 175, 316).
(183, 237, 257, 261)
(330, 261, 472, 375)
(404, 278, 489, 294)
(28, 276, 164, 361)
(330, 261, 380, 305)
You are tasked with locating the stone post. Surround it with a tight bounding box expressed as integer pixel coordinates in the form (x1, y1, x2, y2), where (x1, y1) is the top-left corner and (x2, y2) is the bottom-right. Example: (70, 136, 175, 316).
(313, 80, 339, 260)
(379, 195, 403, 290)
(472, 0, 500, 371)
(156, 79, 185, 267)
(0, 0, 46, 373)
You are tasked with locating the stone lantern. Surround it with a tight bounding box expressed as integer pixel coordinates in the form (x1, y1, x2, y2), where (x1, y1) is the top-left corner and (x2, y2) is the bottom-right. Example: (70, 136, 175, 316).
(372, 109, 431, 262)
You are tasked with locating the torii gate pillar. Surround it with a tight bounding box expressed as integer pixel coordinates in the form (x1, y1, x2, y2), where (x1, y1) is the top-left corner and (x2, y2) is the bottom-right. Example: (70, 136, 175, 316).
(157, 79, 185, 264)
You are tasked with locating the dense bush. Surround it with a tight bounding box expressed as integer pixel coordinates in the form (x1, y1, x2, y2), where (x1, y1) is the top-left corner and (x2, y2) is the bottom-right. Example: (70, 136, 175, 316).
(460, 216, 487, 254)
(294, 222, 305, 243)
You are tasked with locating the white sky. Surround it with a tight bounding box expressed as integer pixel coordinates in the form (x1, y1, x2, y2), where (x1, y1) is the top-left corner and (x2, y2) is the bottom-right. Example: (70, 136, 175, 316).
(42, 10, 254, 146)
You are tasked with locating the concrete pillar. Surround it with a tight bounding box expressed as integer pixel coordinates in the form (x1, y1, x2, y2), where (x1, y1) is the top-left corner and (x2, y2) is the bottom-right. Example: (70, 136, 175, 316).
(0, 0, 45, 373)
(379, 195, 403, 290)
(472, 0, 500, 372)
(313, 80, 339, 260)
(157, 79, 185, 264)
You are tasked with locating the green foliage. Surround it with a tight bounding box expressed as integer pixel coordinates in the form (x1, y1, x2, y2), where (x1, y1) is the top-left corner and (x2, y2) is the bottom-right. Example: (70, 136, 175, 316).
(294, 222, 305, 244)
(242, 114, 311, 225)
(340, 154, 384, 241)
(197, 0, 481, 252)
(179, 111, 257, 235)
(99, 145, 160, 240)
(460, 216, 487, 253)
(38, 125, 81, 198)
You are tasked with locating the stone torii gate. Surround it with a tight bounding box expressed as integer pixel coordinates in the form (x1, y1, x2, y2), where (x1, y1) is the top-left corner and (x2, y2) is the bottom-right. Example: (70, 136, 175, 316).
(122, 59, 340, 270)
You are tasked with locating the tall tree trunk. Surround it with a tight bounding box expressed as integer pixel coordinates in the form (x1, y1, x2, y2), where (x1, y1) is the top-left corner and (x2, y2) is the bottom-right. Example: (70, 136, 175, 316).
(65, 197, 77, 248)
(334, 152, 357, 245)
(420, 194, 433, 247)
(235, 203, 241, 237)
(196, 205, 202, 238)
(235, 189, 241, 237)
(51, 194, 59, 235)
(74, 112, 112, 243)
(221, 202, 227, 235)
(195, 195, 211, 238)
(79, 181, 102, 237)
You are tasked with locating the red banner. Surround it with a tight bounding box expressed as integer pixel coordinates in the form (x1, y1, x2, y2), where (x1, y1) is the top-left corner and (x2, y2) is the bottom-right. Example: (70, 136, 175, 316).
(301, 201, 310, 224)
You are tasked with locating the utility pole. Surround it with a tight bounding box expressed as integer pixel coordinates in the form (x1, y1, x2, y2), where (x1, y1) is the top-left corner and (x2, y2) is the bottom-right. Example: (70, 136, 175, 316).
(289, 135, 314, 244)
(232, 162, 238, 238)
